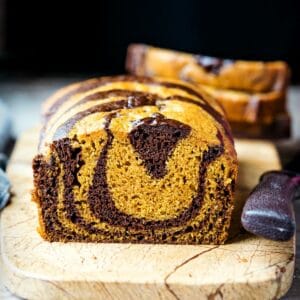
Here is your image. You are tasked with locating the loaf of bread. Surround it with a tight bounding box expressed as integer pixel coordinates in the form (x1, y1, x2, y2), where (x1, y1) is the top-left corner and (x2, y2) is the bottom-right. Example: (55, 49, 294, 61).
(126, 44, 290, 138)
(126, 44, 289, 93)
(32, 75, 238, 244)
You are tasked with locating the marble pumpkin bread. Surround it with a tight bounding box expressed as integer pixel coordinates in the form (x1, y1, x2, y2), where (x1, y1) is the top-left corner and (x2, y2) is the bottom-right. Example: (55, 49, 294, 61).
(126, 44, 290, 138)
(126, 44, 289, 93)
(32, 75, 238, 244)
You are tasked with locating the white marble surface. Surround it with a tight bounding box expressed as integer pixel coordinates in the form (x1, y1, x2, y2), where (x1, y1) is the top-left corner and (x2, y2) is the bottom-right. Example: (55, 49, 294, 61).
(0, 284, 19, 300)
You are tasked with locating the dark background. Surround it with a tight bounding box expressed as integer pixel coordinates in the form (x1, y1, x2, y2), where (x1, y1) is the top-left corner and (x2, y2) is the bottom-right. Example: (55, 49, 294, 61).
(1, 0, 300, 82)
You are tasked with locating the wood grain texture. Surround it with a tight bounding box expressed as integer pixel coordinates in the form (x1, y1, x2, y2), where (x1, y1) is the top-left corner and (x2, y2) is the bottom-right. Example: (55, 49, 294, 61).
(0, 128, 295, 300)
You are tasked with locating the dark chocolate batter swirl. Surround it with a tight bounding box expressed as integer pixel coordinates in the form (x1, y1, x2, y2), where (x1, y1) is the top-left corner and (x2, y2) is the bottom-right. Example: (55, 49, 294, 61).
(86, 112, 224, 230)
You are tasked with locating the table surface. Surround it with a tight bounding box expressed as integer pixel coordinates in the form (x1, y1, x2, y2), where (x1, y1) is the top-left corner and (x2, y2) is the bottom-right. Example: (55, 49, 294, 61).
(0, 76, 299, 299)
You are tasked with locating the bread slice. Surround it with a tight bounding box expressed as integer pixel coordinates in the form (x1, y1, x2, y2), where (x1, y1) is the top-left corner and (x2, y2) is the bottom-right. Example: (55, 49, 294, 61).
(199, 85, 286, 124)
(126, 44, 290, 138)
(32, 75, 238, 244)
(126, 44, 290, 93)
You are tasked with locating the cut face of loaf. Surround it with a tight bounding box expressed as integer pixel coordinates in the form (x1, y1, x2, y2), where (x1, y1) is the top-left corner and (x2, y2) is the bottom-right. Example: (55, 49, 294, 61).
(126, 44, 290, 93)
(33, 75, 238, 244)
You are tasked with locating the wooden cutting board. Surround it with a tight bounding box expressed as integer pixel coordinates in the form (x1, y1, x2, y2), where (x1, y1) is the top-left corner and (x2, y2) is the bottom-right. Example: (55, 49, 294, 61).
(0, 128, 295, 300)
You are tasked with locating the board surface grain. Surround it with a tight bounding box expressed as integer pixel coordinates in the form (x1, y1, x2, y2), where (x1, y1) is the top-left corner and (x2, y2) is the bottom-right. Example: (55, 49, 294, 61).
(0, 128, 295, 300)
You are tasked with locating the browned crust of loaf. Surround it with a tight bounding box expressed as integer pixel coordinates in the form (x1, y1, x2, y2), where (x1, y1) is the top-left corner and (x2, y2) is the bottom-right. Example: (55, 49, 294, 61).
(44, 75, 208, 121)
(51, 92, 233, 144)
(39, 75, 234, 150)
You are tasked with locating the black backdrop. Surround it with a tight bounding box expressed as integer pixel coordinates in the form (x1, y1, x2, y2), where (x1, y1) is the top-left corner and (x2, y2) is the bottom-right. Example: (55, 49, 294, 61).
(2, 0, 300, 81)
